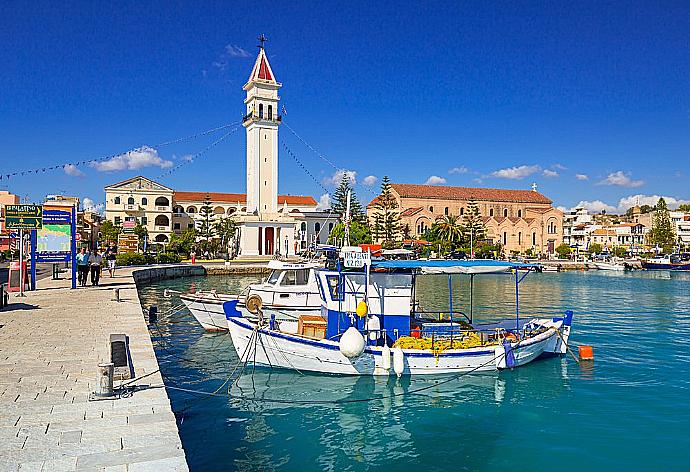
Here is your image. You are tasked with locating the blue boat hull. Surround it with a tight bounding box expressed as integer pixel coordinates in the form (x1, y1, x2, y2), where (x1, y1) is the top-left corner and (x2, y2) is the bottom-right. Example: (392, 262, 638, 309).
(641, 262, 690, 270)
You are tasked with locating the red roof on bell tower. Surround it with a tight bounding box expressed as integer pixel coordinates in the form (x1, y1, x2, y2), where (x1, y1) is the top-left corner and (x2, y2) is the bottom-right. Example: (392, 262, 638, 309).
(248, 47, 277, 84)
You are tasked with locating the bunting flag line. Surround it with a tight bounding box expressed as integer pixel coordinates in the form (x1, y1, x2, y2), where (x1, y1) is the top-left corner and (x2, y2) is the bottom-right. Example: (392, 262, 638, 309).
(0, 122, 239, 181)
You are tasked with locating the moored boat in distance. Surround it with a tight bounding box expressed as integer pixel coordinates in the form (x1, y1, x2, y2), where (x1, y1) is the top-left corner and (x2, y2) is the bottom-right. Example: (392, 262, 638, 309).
(225, 258, 574, 376)
(178, 260, 322, 331)
(642, 253, 690, 271)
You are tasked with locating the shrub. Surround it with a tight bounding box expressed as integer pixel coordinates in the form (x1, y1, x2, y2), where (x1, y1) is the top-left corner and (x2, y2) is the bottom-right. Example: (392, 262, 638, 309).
(115, 253, 148, 266)
(157, 253, 182, 264)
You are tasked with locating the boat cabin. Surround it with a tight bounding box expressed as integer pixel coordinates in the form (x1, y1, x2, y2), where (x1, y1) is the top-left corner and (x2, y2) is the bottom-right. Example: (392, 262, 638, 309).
(249, 260, 321, 307)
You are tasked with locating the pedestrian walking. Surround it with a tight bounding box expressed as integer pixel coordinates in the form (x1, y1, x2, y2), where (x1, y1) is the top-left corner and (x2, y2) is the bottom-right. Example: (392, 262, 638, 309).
(190, 250, 196, 264)
(89, 248, 103, 286)
(106, 247, 117, 277)
(76, 247, 90, 287)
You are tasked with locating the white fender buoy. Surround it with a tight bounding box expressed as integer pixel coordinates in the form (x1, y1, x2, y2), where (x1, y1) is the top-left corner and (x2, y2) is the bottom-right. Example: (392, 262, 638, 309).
(393, 346, 404, 377)
(339, 327, 366, 359)
(381, 344, 391, 370)
(366, 315, 381, 342)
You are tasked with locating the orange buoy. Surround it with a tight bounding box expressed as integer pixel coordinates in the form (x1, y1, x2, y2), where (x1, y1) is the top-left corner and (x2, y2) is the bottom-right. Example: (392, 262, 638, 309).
(579, 345, 594, 360)
(410, 328, 421, 339)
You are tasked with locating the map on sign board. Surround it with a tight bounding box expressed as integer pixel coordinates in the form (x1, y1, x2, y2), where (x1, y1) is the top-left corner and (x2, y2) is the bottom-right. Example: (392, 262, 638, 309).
(37, 225, 71, 252)
(36, 208, 72, 262)
(342, 251, 371, 268)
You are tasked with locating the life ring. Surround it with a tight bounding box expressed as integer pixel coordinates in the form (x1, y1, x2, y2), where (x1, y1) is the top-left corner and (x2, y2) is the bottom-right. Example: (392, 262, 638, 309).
(504, 332, 518, 342)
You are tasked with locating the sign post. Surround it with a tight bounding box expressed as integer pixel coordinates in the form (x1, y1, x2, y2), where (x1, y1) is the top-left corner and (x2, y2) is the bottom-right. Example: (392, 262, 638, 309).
(71, 206, 77, 289)
(5, 205, 43, 297)
(30, 230, 37, 291)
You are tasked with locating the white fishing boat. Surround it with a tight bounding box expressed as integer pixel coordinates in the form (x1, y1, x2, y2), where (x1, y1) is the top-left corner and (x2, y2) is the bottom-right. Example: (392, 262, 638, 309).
(224, 259, 573, 376)
(593, 259, 626, 271)
(176, 260, 322, 331)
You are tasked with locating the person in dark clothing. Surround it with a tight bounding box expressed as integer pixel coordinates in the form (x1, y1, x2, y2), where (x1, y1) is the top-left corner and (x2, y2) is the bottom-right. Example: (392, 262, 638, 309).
(76, 247, 90, 287)
(88, 248, 103, 286)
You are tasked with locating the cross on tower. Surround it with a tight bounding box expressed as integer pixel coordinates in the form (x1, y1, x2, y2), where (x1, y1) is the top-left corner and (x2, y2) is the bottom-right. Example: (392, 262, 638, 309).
(531, 182, 538, 192)
(257, 33, 268, 49)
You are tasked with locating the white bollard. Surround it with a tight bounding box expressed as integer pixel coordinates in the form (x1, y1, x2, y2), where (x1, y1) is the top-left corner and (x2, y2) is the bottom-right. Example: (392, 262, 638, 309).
(96, 362, 115, 397)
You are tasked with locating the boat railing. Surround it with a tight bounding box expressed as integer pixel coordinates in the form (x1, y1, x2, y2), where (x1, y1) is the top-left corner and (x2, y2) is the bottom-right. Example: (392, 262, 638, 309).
(359, 326, 517, 349)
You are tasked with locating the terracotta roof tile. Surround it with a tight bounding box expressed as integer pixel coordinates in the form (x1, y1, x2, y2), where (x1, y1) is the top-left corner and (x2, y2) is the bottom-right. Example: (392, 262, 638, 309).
(390, 184, 553, 204)
(400, 207, 424, 217)
(174, 191, 316, 206)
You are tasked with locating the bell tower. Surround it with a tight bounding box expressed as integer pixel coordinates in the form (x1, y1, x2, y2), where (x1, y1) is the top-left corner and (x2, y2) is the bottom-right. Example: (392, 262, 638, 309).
(243, 35, 281, 214)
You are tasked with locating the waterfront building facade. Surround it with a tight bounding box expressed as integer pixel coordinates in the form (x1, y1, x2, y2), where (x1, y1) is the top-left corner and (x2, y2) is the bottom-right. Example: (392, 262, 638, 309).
(367, 183, 563, 255)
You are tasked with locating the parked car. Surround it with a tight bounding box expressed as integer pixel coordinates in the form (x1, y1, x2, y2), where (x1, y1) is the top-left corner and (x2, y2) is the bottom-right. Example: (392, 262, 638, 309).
(445, 250, 467, 260)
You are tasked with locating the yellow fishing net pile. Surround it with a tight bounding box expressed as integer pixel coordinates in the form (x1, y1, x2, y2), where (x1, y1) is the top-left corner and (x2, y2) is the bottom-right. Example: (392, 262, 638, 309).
(393, 331, 495, 356)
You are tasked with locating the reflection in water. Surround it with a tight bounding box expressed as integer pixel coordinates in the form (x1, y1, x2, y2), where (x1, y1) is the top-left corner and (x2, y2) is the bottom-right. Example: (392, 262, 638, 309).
(138, 270, 690, 471)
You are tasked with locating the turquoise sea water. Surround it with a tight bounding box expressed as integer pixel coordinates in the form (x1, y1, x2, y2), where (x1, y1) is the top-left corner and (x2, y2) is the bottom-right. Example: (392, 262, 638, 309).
(136, 270, 690, 471)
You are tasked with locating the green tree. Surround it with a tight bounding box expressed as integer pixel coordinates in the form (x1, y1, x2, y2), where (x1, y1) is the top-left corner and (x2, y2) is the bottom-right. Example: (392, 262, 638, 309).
(612, 246, 628, 257)
(648, 197, 676, 252)
(678, 204, 690, 212)
(401, 224, 412, 240)
(372, 176, 401, 248)
(168, 228, 197, 255)
(331, 175, 365, 223)
(197, 194, 215, 242)
(555, 243, 572, 259)
(462, 198, 486, 254)
(133, 224, 148, 251)
(328, 220, 372, 245)
(213, 217, 236, 256)
(588, 243, 603, 255)
(640, 204, 654, 214)
(100, 220, 121, 244)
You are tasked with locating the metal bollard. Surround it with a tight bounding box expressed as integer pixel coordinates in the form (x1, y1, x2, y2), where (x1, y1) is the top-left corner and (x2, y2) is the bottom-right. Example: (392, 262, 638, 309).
(112, 288, 120, 302)
(0, 284, 4, 309)
(148, 305, 158, 324)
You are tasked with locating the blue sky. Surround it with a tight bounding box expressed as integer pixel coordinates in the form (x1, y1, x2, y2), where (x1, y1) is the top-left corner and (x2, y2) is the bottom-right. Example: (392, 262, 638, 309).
(2, 1, 690, 214)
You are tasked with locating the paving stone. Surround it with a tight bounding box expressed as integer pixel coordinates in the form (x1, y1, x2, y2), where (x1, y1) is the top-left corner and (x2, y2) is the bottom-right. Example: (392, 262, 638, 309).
(0, 268, 187, 471)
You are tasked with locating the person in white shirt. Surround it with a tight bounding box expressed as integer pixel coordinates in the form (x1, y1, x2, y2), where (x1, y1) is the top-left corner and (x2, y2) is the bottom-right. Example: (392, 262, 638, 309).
(89, 249, 103, 286)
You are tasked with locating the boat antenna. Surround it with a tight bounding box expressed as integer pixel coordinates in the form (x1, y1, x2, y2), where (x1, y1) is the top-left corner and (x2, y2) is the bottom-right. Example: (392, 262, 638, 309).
(344, 189, 351, 247)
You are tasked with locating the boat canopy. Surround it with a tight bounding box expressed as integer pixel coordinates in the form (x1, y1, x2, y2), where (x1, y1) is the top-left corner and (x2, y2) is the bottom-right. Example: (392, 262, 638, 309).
(371, 259, 538, 274)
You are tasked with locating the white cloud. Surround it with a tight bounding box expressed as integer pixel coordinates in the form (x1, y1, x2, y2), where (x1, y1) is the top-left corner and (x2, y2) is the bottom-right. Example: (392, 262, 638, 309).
(316, 193, 330, 211)
(63, 164, 85, 177)
(90, 146, 173, 172)
(616, 194, 690, 212)
(599, 171, 644, 188)
(212, 44, 251, 71)
(362, 175, 378, 186)
(542, 169, 559, 178)
(181, 154, 194, 162)
(575, 173, 589, 181)
(323, 169, 357, 186)
(570, 194, 690, 215)
(448, 166, 468, 174)
(424, 175, 447, 185)
(552, 164, 568, 170)
(82, 197, 104, 214)
(225, 45, 250, 58)
(490, 165, 541, 180)
(573, 200, 617, 214)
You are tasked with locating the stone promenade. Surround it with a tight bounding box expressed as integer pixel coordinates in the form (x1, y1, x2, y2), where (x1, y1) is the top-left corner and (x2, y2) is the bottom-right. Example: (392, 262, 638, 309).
(0, 267, 189, 471)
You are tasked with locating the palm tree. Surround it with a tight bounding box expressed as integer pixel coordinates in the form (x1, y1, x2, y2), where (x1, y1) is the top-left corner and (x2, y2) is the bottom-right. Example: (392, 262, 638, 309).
(434, 214, 464, 247)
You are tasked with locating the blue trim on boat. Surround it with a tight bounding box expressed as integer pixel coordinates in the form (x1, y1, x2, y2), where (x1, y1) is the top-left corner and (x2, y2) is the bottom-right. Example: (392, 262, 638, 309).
(371, 259, 537, 270)
(229, 316, 514, 359)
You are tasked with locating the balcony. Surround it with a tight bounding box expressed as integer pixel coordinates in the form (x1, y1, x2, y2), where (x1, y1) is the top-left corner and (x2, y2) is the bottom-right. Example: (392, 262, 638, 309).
(156, 206, 170, 211)
(155, 225, 169, 231)
(173, 213, 184, 218)
(242, 112, 282, 125)
(124, 204, 141, 212)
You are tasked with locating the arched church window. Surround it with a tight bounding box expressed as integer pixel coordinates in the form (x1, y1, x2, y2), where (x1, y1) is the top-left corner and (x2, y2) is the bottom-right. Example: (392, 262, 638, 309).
(489, 208, 494, 217)
(268, 105, 273, 120)
(503, 208, 508, 217)
(444, 207, 449, 216)
(517, 209, 522, 218)
(460, 208, 464, 216)
(429, 206, 434, 214)
(259, 104, 264, 118)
